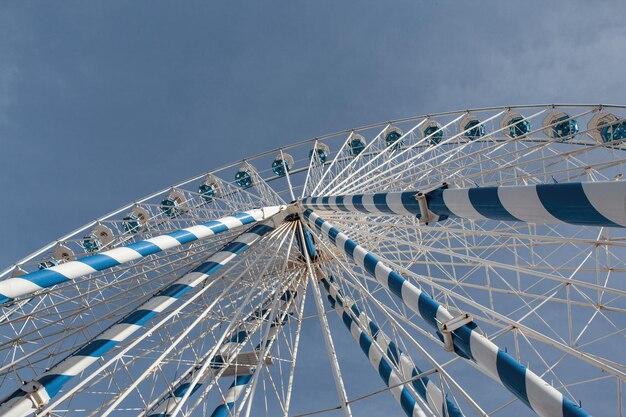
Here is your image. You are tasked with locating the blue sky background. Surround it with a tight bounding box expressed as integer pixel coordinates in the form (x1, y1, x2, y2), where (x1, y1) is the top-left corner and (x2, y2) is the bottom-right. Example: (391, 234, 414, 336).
(2, 1, 626, 267)
(1, 1, 626, 415)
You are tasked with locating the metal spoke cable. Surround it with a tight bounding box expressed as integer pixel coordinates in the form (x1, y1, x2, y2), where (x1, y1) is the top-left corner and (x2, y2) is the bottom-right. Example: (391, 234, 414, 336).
(303, 209, 591, 417)
(0, 207, 285, 306)
(0, 221, 280, 417)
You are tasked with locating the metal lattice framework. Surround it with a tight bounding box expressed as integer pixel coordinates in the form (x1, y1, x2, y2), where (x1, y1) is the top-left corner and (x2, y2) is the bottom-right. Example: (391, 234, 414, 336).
(1, 104, 625, 417)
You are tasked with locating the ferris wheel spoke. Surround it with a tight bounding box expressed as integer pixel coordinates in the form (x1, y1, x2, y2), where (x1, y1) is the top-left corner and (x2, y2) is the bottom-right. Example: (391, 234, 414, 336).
(297, 223, 353, 417)
(0, 207, 286, 307)
(399, 256, 626, 376)
(93, 257, 289, 415)
(329, 109, 549, 196)
(233, 275, 302, 417)
(192, 284, 294, 416)
(417, 111, 587, 189)
(309, 132, 354, 197)
(313, 237, 488, 416)
(280, 149, 297, 202)
(102, 281, 267, 417)
(0, 235, 231, 344)
(163, 239, 297, 417)
(320, 274, 461, 417)
(315, 124, 392, 197)
(91, 282, 264, 415)
(328, 113, 471, 196)
(142, 271, 299, 417)
(342, 109, 610, 197)
(319, 216, 626, 300)
(239, 166, 287, 207)
(419, 128, 626, 192)
(322, 216, 622, 373)
(49, 286, 255, 416)
(304, 209, 593, 417)
(2, 104, 626, 416)
(304, 179, 626, 229)
(0, 283, 164, 377)
(337, 111, 520, 195)
(322, 120, 429, 197)
(366, 218, 625, 340)
(29, 298, 234, 416)
(328, 217, 626, 251)
(0, 232, 254, 378)
(0, 224, 270, 358)
(278, 270, 308, 417)
(0, 222, 283, 417)
(121, 233, 297, 417)
(2, 172, 282, 282)
(357, 239, 626, 378)
(322, 275, 435, 417)
(97, 224, 297, 417)
(184, 271, 306, 417)
(302, 140, 327, 198)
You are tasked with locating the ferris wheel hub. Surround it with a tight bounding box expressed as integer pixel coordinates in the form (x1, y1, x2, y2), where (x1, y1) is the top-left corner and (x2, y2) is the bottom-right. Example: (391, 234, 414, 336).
(263, 204, 300, 228)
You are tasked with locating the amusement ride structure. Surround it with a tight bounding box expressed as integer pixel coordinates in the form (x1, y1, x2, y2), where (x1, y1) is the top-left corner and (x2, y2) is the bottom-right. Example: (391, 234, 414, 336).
(0, 105, 625, 417)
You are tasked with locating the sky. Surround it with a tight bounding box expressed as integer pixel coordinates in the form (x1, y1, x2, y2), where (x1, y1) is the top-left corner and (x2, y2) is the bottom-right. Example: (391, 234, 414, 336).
(1, 1, 625, 415)
(2, 1, 626, 267)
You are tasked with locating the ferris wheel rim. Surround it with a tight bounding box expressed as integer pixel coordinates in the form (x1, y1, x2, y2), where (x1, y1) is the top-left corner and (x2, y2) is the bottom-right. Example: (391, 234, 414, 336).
(6, 102, 625, 277)
(2, 103, 625, 417)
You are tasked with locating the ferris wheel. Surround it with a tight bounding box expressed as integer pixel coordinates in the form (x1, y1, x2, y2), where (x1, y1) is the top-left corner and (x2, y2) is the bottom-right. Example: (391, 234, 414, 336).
(0, 104, 625, 417)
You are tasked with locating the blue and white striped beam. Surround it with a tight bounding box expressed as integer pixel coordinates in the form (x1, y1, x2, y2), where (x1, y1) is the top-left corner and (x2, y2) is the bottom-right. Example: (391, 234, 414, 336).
(208, 307, 294, 417)
(146, 297, 272, 417)
(0, 206, 285, 306)
(0, 223, 275, 417)
(146, 289, 296, 417)
(302, 181, 626, 228)
(322, 280, 428, 417)
(303, 210, 590, 417)
(209, 374, 253, 417)
(321, 277, 463, 417)
(210, 289, 296, 371)
(148, 382, 203, 417)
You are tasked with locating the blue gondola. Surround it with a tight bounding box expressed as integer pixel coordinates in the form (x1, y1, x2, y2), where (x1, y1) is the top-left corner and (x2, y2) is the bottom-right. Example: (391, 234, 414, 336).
(272, 160, 288, 176)
(160, 197, 180, 217)
(349, 135, 366, 156)
(235, 165, 254, 188)
(385, 128, 404, 150)
(463, 119, 485, 139)
(507, 116, 531, 138)
(123, 214, 141, 234)
(601, 121, 626, 142)
(199, 182, 218, 201)
(272, 153, 294, 177)
(309, 144, 330, 163)
(423, 125, 444, 145)
(38, 258, 59, 270)
(553, 115, 579, 139)
(82, 233, 102, 253)
(587, 112, 626, 143)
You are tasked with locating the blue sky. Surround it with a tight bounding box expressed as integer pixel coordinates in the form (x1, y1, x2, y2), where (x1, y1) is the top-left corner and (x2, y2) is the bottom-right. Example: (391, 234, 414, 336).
(1, 1, 625, 415)
(2, 1, 626, 266)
